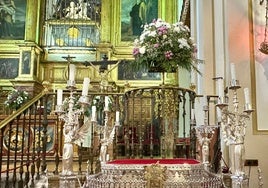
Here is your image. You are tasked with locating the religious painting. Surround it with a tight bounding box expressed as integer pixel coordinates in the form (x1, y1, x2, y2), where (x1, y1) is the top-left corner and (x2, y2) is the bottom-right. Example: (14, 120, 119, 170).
(0, 58, 19, 79)
(251, 1, 268, 133)
(21, 51, 31, 74)
(3, 125, 31, 154)
(33, 126, 55, 155)
(2, 125, 55, 155)
(121, 0, 158, 41)
(117, 60, 161, 80)
(0, 0, 26, 39)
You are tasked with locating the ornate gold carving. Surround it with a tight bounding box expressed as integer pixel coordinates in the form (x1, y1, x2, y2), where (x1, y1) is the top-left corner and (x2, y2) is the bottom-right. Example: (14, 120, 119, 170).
(67, 27, 80, 39)
(55, 38, 65, 46)
(144, 162, 167, 188)
(154, 88, 179, 118)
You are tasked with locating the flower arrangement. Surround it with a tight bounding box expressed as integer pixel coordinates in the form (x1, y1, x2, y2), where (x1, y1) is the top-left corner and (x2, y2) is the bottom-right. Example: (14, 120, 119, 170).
(5, 89, 29, 110)
(132, 18, 198, 73)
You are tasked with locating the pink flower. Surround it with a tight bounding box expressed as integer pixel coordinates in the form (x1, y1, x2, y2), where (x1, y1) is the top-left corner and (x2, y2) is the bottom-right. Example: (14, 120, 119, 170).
(133, 47, 140, 56)
(165, 51, 173, 60)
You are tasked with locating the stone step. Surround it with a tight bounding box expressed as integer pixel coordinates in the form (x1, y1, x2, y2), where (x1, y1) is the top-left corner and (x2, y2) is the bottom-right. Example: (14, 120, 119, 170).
(0, 172, 86, 188)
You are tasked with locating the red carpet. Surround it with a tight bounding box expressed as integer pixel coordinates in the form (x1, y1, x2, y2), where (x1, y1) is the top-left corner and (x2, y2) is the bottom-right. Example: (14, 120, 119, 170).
(107, 158, 200, 165)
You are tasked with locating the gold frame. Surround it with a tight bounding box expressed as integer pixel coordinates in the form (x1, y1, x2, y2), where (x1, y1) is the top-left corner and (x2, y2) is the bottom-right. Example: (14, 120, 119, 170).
(249, 0, 268, 134)
(102, 0, 178, 49)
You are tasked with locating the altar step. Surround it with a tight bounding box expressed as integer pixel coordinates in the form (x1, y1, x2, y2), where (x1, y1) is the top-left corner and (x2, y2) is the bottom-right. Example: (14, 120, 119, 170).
(0, 172, 86, 188)
(0, 160, 88, 188)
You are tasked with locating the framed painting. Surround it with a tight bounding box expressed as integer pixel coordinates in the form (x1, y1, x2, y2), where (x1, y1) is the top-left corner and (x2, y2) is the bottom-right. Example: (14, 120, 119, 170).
(250, 0, 268, 134)
(110, 0, 178, 47)
(117, 60, 161, 80)
(121, 0, 158, 42)
(0, 58, 19, 79)
(0, 0, 26, 40)
(21, 51, 31, 74)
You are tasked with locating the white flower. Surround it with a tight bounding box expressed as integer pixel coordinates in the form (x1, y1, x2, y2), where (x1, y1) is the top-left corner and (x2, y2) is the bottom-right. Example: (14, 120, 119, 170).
(134, 39, 139, 46)
(132, 18, 197, 72)
(148, 30, 157, 37)
(173, 26, 181, 33)
(178, 38, 190, 49)
(139, 46, 146, 54)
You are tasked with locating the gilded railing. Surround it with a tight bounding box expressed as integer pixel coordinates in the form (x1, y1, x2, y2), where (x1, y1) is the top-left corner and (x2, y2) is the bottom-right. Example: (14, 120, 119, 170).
(119, 86, 197, 159)
(0, 85, 200, 187)
(0, 91, 49, 187)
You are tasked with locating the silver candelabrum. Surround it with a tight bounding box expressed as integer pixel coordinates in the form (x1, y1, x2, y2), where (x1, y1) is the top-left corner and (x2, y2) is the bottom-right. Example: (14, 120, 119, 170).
(216, 79, 253, 188)
(55, 80, 91, 176)
(195, 102, 218, 170)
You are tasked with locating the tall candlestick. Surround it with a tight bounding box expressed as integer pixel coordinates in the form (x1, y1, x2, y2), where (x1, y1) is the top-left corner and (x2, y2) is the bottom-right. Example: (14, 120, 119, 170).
(57, 89, 63, 105)
(230, 63, 236, 81)
(82, 77, 90, 96)
(218, 78, 224, 99)
(116, 111, 120, 122)
(91, 105, 96, 121)
(191, 108, 195, 120)
(105, 96, 109, 110)
(69, 64, 76, 81)
(244, 88, 250, 104)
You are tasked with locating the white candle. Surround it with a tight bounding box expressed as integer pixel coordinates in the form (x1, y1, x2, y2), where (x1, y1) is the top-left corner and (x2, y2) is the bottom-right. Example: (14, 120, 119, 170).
(244, 88, 250, 104)
(105, 96, 109, 109)
(57, 89, 63, 105)
(91, 105, 96, 121)
(230, 63, 236, 81)
(106, 154, 109, 161)
(82, 77, 90, 96)
(116, 111, 120, 122)
(69, 64, 76, 81)
(218, 78, 224, 99)
(191, 108, 195, 120)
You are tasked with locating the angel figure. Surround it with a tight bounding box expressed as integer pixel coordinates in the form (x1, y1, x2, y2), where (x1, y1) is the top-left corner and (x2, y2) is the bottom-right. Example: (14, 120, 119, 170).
(61, 118, 91, 175)
(99, 125, 115, 163)
(233, 143, 245, 176)
(77, 0, 90, 19)
(65, 1, 79, 19)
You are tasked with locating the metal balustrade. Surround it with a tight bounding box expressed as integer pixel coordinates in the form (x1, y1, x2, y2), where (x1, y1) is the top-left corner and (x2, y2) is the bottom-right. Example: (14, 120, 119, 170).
(0, 85, 210, 187)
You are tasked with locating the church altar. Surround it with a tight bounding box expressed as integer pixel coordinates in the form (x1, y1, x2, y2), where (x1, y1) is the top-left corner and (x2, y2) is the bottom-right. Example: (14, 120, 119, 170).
(83, 158, 223, 188)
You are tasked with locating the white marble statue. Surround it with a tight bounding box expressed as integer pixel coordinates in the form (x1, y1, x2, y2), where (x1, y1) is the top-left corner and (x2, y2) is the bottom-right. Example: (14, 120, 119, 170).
(65, 1, 79, 19)
(201, 136, 210, 165)
(61, 119, 90, 175)
(77, 0, 89, 19)
(99, 126, 115, 163)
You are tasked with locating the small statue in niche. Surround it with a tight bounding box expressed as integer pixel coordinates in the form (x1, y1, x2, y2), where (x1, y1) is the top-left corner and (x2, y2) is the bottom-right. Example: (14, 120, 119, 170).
(77, 0, 90, 19)
(65, 1, 79, 19)
(52, 0, 96, 20)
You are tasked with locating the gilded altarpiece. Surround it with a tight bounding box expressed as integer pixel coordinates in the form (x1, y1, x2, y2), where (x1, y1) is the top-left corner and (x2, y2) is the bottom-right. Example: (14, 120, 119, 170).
(40, 0, 179, 89)
(107, 0, 178, 87)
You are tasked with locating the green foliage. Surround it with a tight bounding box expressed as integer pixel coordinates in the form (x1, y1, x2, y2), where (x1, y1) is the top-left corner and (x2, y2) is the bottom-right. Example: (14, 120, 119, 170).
(132, 18, 199, 73)
(5, 89, 29, 110)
